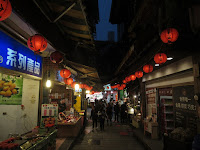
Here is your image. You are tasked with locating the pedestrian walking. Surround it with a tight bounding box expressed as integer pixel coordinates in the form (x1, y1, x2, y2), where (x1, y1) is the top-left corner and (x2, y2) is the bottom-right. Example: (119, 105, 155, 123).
(120, 102, 128, 123)
(114, 102, 120, 122)
(99, 109, 106, 131)
(106, 102, 113, 126)
(91, 106, 98, 130)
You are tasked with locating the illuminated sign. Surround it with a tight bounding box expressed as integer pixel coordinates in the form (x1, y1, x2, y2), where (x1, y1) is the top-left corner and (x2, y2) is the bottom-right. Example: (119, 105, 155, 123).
(0, 30, 42, 77)
(104, 84, 111, 91)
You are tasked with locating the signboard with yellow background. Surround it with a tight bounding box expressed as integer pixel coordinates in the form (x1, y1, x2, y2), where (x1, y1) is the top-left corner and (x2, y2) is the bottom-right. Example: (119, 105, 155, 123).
(0, 73, 23, 105)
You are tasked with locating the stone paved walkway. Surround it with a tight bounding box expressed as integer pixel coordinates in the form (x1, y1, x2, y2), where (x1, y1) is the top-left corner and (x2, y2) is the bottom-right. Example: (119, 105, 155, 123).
(70, 120, 145, 150)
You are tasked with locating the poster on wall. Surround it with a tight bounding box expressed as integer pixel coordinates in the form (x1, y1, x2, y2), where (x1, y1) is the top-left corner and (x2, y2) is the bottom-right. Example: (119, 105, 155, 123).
(0, 73, 23, 105)
(40, 104, 58, 128)
(173, 85, 197, 132)
(146, 88, 157, 117)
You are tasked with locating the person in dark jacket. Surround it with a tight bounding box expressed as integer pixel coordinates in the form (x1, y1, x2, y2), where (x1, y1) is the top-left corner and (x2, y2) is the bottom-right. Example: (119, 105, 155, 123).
(106, 103, 113, 126)
(114, 102, 120, 122)
(99, 109, 106, 131)
(120, 102, 128, 123)
(91, 106, 98, 129)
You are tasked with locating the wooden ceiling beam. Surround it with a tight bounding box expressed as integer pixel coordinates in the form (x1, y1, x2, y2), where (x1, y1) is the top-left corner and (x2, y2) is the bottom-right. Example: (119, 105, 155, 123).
(53, 2, 77, 22)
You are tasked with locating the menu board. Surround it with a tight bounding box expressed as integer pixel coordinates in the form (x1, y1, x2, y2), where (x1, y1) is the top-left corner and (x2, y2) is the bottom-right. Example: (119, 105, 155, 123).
(146, 88, 157, 117)
(173, 85, 197, 132)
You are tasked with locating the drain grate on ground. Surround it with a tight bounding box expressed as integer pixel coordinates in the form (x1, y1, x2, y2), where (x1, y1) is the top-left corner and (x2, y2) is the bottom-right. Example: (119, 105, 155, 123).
(92, 139, 101, 145)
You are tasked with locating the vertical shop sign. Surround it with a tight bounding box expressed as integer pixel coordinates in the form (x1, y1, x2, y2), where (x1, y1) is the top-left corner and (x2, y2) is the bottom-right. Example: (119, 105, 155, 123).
(0, 30, 42, 77)
(146, 88, 157, 117)
(173, 85, 197, 132)
(0, 73, 23, 105)
(73, 95, 81, 112)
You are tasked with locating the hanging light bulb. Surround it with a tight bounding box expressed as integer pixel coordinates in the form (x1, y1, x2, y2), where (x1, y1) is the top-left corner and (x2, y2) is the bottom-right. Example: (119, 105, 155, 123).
(46, 80, 51, 88)
(75, 84, 79, 91)
(86, 90, 90, 94)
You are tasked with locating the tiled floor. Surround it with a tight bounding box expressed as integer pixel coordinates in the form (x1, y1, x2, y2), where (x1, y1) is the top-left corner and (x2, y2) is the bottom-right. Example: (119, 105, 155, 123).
(70, 121, 145, 150)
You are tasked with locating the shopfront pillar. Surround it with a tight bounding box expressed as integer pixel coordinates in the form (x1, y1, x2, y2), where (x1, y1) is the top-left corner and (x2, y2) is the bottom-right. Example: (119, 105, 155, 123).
(140, 81, 146, 126)
(192, 55, 200, 133)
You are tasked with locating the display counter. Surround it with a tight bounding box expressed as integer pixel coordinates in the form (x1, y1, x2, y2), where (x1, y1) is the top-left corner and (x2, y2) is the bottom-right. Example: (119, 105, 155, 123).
(144, 119, 158, 139)
(0, 129, 57, 150)
(57, 116, 83, 138)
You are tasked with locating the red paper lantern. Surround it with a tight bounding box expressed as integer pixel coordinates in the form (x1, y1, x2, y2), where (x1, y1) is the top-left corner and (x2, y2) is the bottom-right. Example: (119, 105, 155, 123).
(130, 74, 136, 81)
(125, 76, 131, 82)
(122, 80, 126, 83)
(82, 84, 86, 89)
(0, 0, 12, 21)
(116, 84, 120, 88)
(71, 82, 76, 88)
(143, 64, 153, 73)
(60, 69, 71, 78)
(50, 51, 63, 64)
(27, 34, 47, 53)
(154, 53, 167, 64)
(160, 28, 179, 44)
(64, 77, 73, 85)
(135, 71, 143, 78)
(122, 84, 126, 88)
(79, 84, 83, 89)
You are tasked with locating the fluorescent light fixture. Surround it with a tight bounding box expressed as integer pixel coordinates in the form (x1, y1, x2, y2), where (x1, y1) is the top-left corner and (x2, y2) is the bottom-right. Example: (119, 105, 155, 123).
(155, 64, 159, 67)
(167, 57, 173, 60)
(46, 80, 51, 88)
(75, 84, 79, 91)
(134, 95, 137, 98)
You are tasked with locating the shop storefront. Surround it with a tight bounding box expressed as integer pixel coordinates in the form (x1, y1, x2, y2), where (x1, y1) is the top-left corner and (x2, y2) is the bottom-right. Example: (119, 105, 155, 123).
(42, 58, 85, 138)
(142, 56, 198, 146)
(0, 30, 56, 149)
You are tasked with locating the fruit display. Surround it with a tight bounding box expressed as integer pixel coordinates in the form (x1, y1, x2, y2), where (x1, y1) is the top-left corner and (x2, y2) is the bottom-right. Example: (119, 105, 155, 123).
(0, 79, 18, 97)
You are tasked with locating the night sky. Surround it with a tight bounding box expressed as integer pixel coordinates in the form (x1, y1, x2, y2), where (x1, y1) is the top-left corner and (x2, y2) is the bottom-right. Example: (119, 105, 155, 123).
(96, 0, 117, 42)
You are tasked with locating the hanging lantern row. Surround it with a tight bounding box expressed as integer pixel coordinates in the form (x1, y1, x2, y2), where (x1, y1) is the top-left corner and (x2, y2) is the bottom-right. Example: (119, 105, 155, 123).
(50, 51, 63, 64)
(0, 0, 12, 21)
(27, 34, 48, 53)
(111, 84, 126, 90)
(112, 28, 179, 87)
(160, 28, 179, 44)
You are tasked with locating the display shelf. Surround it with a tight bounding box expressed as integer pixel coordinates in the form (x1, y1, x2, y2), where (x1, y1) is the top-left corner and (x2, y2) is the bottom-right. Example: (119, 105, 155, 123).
(160, 96, 174, 134)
